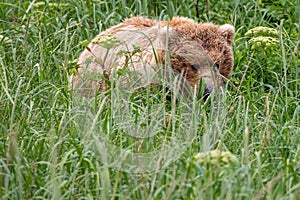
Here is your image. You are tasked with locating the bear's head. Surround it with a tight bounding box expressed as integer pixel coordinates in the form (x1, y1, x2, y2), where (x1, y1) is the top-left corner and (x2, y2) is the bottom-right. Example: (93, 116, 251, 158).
(165, 17, 235, 80)
(153, 27, 222, 99)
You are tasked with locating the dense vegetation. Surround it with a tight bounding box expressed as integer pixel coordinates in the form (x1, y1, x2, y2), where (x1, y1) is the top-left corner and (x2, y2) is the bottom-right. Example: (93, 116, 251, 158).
(0, 0, 299, 199)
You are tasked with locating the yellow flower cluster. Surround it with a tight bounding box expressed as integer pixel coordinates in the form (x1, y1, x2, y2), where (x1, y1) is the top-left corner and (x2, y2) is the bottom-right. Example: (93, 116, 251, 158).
(248, 36, 278, 48)
(245, 26, 279, 50)
(194, 149, 238, 166)
(92, 34, 123, 49)
(245, 26, 278, 38)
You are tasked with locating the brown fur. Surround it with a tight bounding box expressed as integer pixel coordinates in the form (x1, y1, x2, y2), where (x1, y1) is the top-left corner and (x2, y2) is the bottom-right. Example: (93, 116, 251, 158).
(124, 16, 235, 78)
(70, 16, 235, 97)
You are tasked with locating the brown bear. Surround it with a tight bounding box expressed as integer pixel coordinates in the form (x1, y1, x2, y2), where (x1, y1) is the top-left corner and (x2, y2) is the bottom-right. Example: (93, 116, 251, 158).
(69, 16, 235, 98)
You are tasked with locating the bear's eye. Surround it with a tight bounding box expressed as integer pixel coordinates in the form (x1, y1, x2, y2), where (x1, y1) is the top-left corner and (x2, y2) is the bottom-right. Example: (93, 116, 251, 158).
(191, 64, 200, 71)
(213, 63, 220, 70)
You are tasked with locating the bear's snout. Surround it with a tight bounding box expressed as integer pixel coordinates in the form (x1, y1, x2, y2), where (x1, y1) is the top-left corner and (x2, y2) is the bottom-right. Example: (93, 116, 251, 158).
(203, 87, 213, 101)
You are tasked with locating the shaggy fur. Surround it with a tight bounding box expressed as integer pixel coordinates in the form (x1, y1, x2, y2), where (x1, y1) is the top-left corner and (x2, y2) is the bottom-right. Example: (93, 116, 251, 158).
(70, 16, 235, 97)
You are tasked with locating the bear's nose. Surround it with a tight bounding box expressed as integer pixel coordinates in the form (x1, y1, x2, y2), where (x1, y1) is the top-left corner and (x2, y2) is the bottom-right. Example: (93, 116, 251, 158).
(203, 87, 212, 101)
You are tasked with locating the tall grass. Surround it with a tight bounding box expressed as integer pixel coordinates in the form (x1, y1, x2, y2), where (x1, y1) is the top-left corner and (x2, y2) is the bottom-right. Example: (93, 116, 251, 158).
(0, 0, 299, 199)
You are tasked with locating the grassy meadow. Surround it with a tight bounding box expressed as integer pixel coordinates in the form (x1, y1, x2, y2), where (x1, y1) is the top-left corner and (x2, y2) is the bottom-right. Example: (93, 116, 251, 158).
(0, 0, 299, 199)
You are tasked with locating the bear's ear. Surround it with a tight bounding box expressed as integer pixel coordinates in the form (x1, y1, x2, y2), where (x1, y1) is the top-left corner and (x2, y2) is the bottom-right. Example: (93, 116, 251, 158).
(219, 24, 235, 45)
